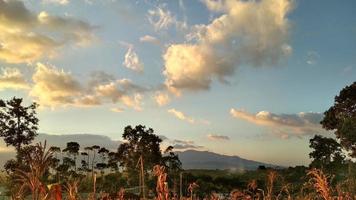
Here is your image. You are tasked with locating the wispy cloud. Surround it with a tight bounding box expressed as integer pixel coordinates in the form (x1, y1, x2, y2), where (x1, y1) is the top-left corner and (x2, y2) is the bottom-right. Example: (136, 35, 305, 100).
(168, 108, 195, 124)
(230, 108, 325, 139)
(171, 139, 204, 150)
(139, 35, 160, 45)
(123, 45, 144, 73)
(154, 92, 170, 106)
(148, 5, 174, 31)
(0, 68, 29, 90)
(207, 134, 230, 141)
(42, 0, 69, 5)
(306, 51, 319, 65)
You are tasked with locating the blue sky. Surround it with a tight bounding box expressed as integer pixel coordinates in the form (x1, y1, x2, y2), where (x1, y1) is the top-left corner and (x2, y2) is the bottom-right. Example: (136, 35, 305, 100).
(0, 0, 355, 166)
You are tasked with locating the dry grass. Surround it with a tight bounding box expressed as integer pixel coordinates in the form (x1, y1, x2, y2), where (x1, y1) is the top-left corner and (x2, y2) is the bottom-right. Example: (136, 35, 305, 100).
(307, 168, 332, 200)
(153, 165, 170, 200)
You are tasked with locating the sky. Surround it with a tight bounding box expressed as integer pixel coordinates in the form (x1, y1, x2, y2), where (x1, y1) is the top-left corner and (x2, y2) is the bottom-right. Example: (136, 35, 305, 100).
(0, 0, 355, 166)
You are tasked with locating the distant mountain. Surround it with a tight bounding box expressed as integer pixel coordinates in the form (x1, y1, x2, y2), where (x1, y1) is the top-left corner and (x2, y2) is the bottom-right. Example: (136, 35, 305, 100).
(177, 150, 278, 170)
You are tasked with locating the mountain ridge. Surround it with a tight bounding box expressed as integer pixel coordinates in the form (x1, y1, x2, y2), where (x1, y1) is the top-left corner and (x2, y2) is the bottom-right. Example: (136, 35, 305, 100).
(176, 149, 280, 170)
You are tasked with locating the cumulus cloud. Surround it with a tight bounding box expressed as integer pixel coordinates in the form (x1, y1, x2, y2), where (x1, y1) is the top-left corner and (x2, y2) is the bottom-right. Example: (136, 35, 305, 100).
(0, 68, 29, 90)
(30, 63, 82, 106)
(154, 92, 170, 106)
(163, 0, 293, 94)
(28, 63, 146, 110)
(207, 134, 230, 141)
(230, 108, 325, 138)
(168, 108, 195, 124)
(139, 35, 160, 44)
(0, 0, 95, 64)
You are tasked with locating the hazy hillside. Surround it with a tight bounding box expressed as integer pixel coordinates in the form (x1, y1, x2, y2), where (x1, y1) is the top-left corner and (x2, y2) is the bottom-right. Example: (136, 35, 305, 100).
(177, 150, 278, 170)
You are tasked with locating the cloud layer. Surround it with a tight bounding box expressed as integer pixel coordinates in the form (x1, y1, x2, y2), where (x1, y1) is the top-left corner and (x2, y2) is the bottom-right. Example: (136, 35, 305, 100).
(230, 108, 325, 138)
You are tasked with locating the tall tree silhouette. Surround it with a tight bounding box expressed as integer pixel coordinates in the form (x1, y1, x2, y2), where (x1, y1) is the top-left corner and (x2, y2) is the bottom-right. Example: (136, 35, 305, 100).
(321, 82, 356, 157)
(0, 97, 38, 152)
(117, 125, 162, 184)
(63, 142, 80, 172)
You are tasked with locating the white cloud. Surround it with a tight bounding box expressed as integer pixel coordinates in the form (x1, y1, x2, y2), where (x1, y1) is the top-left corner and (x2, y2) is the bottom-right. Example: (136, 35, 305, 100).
(154, 92, 170, 106)
(230, 108, 325, 138)
(163, 0, 293, 94)
(139, 35, 160, 44)
(171, 139, 204, 150)
(0, 68, 29, 90)
(207, 134, 230, 141)
(148, 6, 174, 31)
(306, 51, 319, 65)
(123, 45, 144, 73)
(42, 0, 69, 5)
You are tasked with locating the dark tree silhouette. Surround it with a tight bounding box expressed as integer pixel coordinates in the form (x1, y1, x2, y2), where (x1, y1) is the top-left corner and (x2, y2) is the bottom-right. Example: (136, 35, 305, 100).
(117, 125, 162, 184)
(63, 142, 80, 172)
(309, 135, 345, 170)
(321, 82, 356, 157)
(96, 147, 109, 177)
(0, 97, 39, 152)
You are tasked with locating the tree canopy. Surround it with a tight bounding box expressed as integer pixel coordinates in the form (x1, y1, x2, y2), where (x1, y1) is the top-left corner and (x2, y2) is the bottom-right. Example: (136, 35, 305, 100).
(0, 97, 39, 151)
(117, 125, 163, 172)
(321, 81, 356, 157)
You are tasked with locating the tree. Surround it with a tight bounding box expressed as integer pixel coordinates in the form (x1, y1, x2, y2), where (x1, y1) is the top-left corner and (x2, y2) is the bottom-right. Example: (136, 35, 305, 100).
(63, 142, 80, 172)
(117, 125, 162, 184)
(309, 135, 345, 170)
(96, 147, 109, 177)
(321, 82, 356, 157)
(0, 97, 39, 152)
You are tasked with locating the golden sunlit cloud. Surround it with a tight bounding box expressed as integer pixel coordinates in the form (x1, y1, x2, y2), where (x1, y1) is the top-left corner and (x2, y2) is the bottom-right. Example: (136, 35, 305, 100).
(154, 92, 170, 106)
(110, 107, 125, 113)
(168, 108, 195, 124)
(163, 0, 293, 95)
(230, 108, 325, 139)
(30, 62, 82, 106)
(28, 63, 146, 110)
(0, 68, 29, 90)
(0, 0, 95, 64)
